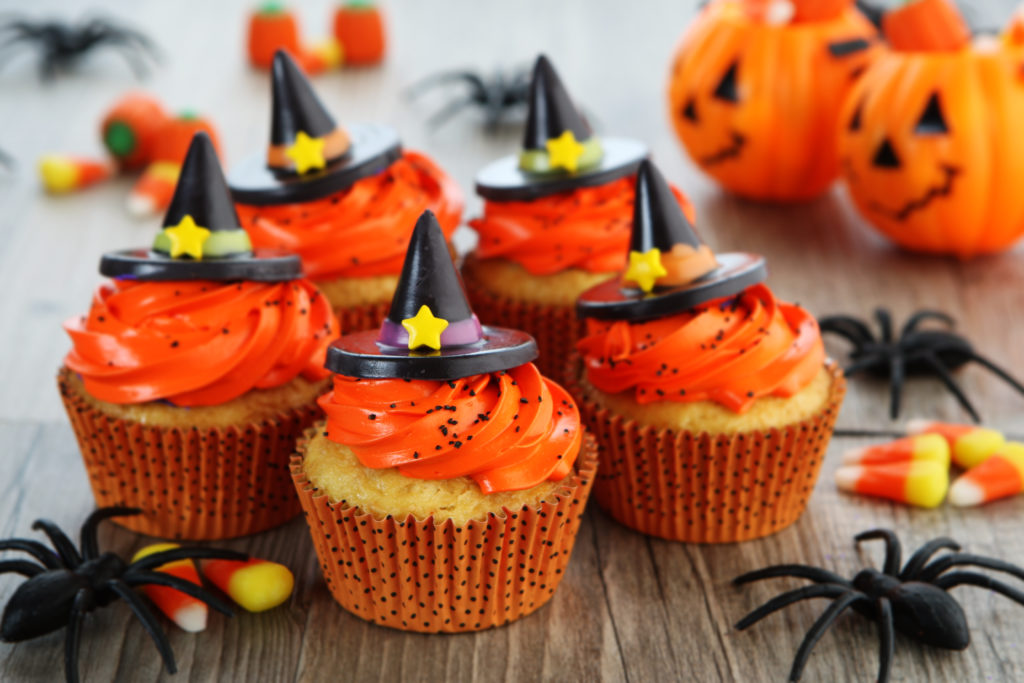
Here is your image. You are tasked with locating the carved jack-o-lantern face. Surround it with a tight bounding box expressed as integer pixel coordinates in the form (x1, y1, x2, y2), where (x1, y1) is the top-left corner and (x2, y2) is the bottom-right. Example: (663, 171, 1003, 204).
(839, 15, 1024, 256)
(667, 0, 878, 201)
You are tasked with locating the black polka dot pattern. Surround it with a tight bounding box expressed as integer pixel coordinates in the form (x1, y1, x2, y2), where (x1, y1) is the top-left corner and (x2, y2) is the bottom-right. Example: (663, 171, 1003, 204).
(59, 368, 321, 540)
(574, 364, 846, 543)
(290, 431, 598, 633)
(329, 299, 391, 335)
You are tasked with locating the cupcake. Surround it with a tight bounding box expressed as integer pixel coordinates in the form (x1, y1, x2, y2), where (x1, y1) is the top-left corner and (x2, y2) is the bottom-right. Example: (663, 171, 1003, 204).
(60, 132, 339, 540)
(462, 54, 693, 380)
(229, 49, 463, 332)
(571, 160, 845, 543)
(291, 210, 597, 633)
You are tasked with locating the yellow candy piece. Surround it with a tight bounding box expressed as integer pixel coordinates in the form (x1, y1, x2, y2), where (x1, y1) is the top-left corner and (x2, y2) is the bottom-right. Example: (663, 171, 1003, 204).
(203, 559, 294, 613)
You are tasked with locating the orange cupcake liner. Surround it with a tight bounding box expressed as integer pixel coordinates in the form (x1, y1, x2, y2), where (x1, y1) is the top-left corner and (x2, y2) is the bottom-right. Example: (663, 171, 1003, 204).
(290, 429, 598, 633)
(58, 368, 321, 541)
(461, 276, 583, 384)
(568, 361, 846, 543)
(330, 299, 391, 335)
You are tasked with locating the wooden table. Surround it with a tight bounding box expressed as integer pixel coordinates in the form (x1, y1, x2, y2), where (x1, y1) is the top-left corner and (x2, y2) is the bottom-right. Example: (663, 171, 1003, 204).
(2, 1, 1023, 680)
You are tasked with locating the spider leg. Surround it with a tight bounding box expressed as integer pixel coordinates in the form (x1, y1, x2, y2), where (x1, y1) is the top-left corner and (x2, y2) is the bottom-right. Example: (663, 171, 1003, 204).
(788, 591, 864, 682)
(733, 564, 851, 587)
(31, 519, 82, 566)
(888, 353, 905, 419)
(121, 570, 234, 616)
(875, 309, 893, 344)
(839, 352, 887, 378)
(918, 351, 981, 423)
(963, 352, 1024, 400)
(818, 315, 875, 346)
(64, 588, 93, 683)
(855, 529, 902, 576)
(735, 584, 853, 630)
(919, 553, 1024, 584)
(426, 93, 477, 129)
(899, 538, 961, 580)
(0, 539, 61, 568)
(80, 507, 141, 560)
(404, 70, 486, 100)
(128, 546, 247, 572)
(901, 310, 954, 336)
(105, 578, 177, 674)
(875, 597, 894, 683)
(933, 571, 1024, 607)
(0, 559, 45, 577)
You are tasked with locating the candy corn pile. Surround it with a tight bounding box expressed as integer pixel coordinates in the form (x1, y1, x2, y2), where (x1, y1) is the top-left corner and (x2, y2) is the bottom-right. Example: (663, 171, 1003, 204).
(835, 421, 1021, 508)
(130, 544, 294, 632)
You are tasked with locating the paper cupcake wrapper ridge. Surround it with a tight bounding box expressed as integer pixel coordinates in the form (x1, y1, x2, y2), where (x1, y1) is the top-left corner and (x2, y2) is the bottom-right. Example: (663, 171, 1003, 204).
(59, 368, 320, 541)
(291, 429, 598, 633)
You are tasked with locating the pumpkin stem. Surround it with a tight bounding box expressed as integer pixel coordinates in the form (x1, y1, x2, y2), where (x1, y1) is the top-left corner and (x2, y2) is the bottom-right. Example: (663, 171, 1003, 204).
(882, 0, 971, 51)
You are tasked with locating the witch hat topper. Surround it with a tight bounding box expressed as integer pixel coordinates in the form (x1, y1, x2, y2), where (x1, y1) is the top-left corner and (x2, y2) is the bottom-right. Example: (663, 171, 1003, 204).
(326, 210, 537, 380)
(577, 160, 767, 322)
(100, 131, 301, 282)
(475, 54, 648, 202)
(228, 49, 402, 205)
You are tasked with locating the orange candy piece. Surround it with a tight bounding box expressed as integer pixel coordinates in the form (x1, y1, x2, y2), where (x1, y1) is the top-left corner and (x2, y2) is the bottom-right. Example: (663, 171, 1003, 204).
(949, 443, 1024, 507)
(333, 1, 386, 65)
(906, 420, 1006, 469)
(38, 155, 114, 194)
(835, 460, 948, 508)
(131, 543, 208, 632)
(202, 558, 294, 613)
(841, 433, 949, 467)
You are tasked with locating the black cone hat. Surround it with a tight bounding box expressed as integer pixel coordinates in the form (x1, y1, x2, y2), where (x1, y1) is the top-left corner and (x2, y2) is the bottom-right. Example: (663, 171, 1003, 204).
(386, 211, 475, 326)
(100, 132, 301, 282)
(163, 131, 243, 233)
(326, 210, 537, 380)
(270, 50, 337, 146)
(227, 49, 402, 205)
(475, 54, 648, 202)
(630, 160, 701, 253)
(577, 160, 767, 322)
(521, 55, 593, 151)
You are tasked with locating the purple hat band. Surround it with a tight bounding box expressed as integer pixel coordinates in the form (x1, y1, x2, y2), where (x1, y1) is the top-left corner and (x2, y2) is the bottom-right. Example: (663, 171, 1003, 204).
(378, 314, 484, 349)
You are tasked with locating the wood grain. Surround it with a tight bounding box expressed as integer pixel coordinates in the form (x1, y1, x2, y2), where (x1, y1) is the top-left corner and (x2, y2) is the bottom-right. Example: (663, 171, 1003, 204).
(1, 0, 1023, 681)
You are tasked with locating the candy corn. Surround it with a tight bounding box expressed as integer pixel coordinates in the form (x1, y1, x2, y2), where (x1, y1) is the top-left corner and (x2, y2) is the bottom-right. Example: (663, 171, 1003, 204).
(835, 460, 949, 508)
(906, 420, 1005, 469)
(842, 433, 950, 467)
(949, 442, 1024, 507)
(131, 543, 208, 632)
(38, 155, 114, 194)
(202, 558, 293, 613)
(127, 160, 181, 217)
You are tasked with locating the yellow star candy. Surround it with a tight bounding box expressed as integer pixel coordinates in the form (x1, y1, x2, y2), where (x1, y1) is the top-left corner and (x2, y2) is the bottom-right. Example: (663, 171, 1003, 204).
(545, 130, 585, 173)
(285, 131, 326, 174)
(402, 305, 450, 351)
(163, 215, 210, 260)
(624, 248, 668, 293)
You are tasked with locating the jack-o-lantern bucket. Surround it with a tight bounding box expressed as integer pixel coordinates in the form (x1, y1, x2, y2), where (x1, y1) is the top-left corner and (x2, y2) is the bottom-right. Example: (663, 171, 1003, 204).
(667, 0, 879, 201)
(839, 0, 1024, 257)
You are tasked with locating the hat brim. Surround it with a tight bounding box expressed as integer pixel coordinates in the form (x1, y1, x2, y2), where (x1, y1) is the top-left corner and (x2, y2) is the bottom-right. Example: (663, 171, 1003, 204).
(228, 123, 402, 205)
(100, 248, 303, 282)
(326, 326, 538, 380)
(576, 252, 768, 322)
(475, 137, 648, 201)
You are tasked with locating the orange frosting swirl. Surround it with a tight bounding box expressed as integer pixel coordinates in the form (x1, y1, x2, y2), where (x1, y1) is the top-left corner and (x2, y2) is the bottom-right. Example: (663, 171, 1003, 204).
(64, 278, 338, 406)
(470, 176, 695, 275)
(319, 363, 582, 494)
(236, 152, 463, 280)
(577, 284, 824, 413)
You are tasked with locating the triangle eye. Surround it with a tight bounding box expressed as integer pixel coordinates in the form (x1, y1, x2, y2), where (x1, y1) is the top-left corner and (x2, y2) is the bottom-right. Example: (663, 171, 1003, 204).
(914, 93, 949, 135)
(682, 97, 698, 123)
(849, 99, 864, 132)
(712, 61, 740, 103)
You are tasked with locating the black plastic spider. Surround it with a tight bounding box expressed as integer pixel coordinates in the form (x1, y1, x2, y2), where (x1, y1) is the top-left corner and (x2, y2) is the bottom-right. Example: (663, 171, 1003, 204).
(406, 68, 530, 132)
(819, 308, 1024, 422)
(0, 15, 159, 80)
(0, 507, 247, 683)
(734, 529, 1024, 682)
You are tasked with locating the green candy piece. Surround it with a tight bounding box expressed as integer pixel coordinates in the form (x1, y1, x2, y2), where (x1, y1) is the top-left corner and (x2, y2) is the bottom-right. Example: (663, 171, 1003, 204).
(151, 229, 253, 259)
(104, 121, 136, 158)
(517, 137, 605, 175)
(259, 1, 286, 15)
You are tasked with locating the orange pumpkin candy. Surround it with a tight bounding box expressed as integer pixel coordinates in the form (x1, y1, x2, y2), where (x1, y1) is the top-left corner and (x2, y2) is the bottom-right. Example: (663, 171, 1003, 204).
(839, 0, 1024, 257)
(667, 0, 879, 201)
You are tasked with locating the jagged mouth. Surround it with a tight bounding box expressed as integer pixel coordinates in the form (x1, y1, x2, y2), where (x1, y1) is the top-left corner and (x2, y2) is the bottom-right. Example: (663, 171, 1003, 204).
(866, 164, 960, 221)
(699, 131, 746, 167)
